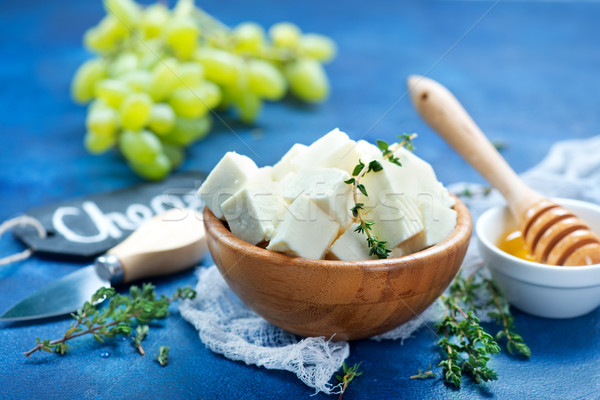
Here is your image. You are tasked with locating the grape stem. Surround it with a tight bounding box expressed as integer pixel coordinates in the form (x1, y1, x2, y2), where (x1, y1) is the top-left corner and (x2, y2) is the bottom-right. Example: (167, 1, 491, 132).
(189, 4, 300, 63)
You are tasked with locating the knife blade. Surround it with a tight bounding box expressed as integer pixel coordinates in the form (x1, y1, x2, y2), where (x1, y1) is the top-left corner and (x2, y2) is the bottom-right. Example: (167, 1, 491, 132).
(1, 208, 207, 321)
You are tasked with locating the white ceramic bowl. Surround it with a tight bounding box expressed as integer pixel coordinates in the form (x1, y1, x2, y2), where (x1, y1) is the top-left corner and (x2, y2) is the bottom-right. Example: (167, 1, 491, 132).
(476, 198, 600, 318)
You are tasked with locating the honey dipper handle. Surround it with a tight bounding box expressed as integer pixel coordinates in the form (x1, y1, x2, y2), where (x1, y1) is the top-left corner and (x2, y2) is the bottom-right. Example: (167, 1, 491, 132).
(407, 75, 543, 218)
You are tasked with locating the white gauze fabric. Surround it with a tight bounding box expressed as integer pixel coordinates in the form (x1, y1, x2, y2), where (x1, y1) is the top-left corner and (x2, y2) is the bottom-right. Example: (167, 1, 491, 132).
(180, 135, 600, 395)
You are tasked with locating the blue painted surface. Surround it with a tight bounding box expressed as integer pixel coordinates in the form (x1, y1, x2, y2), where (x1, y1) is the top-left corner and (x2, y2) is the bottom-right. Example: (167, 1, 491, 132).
(1, 0, 600, 398)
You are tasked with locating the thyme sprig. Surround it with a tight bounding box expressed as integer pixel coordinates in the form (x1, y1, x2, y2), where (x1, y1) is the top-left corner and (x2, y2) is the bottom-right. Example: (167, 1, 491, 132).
(336, 362, 362, 400)
(24, 284, 196, 358)
(435, 266, 530, 387)
(133, 324, 149, 355)
(486, 278, 531, 357)
(410, 364, 436, 380)
(437, 294, 500, 387)
(345, 134, 417, 259)
(156, 345, 170, 366)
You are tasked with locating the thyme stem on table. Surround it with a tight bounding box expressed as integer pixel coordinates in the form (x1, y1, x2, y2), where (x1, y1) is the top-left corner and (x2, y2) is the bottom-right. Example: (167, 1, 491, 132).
(434, 267, 530, 387)
(24, 285, 196, 359)
(336, 362, 362, 400)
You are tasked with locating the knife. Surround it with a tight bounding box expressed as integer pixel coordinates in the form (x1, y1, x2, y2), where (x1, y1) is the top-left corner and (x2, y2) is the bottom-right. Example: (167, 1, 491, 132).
(0, 208, 207, 321)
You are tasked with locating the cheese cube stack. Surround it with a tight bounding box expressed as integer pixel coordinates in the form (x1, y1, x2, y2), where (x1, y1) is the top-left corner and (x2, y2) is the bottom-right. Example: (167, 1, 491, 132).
(198, 152, 259, 219)
(220, 182, 285, 245)
(329, 223, 377, 261)
(290, 128, 355, 170)
(283, 167, 352, 228)
(271, 143, 307, 181)
(197, 128, 457, 260)
(267, 195, 339, 259)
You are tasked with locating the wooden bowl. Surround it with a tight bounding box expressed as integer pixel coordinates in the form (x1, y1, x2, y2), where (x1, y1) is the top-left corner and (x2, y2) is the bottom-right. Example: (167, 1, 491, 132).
(203, 195, 472, 341)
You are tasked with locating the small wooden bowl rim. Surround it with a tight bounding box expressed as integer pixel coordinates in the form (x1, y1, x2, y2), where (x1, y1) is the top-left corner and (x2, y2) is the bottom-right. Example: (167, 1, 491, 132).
(203, 194, 472, 271)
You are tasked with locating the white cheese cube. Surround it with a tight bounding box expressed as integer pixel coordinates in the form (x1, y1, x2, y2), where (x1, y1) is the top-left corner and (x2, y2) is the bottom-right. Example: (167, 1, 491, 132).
(418, 199, 457, 247)
(360, 169, 423, 245)
(335, 139, 382, 175)
(367, 194, 424, 248)
(328, 223, 377, 261)
(383, 146, 454, 209)
(391, 200, 457, 257)
(291, 128, 355, 170)
(198, 152, 259, 219)
(220, 182, 285, 245)
(252, 166, 274, 185)
(267, 195, 340, 259)
(283, 167, 352, 227)
(271, 143, 307, 181)
(391, 231, 426, 258)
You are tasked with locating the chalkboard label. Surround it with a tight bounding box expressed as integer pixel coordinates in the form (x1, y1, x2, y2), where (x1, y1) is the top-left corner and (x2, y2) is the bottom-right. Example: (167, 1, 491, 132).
(13, 171, 206, 260)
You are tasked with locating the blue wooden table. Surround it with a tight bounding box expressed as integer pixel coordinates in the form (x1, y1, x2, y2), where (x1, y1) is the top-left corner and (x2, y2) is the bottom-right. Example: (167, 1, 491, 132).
(2, 0, 600, 398)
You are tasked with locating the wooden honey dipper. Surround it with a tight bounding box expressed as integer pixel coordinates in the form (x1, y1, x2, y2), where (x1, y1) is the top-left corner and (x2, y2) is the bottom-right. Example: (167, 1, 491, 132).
(408, 75, 600, 266)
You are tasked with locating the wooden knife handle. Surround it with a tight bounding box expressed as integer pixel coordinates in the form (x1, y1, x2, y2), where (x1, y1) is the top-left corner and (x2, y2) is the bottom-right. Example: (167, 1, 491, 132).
(107, 208, 207, 283)
(407, 75, 543, 218)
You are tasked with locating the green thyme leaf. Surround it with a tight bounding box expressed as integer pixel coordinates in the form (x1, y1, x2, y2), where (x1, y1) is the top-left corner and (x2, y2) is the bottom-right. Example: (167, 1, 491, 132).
(352, 160, 365, 177)
(368, 160, 383, 172)
(155, 345, 170, 366)
(357, 184, 368, 197)
(376, 139, 389, 151)
(398, 133, 415, 152)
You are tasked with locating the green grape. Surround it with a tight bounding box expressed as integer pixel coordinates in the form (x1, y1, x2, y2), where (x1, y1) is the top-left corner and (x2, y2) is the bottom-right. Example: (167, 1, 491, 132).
(138, 48, 161, 71)
(247, 59, 286, 100)
(236, 91, 262, 124)
(148, 103, 176, 135)
(140, 3, 169, 39)
(71, 58, 107, 104)
(165, 17, 199, 60)
(200, 81, 222, 109)
(170, 81, 221, 118)
(233, 22, 265, 53)
(84, 15, 129, 53)
(73, 2, 337, 181)
(169, 81, 220, 117)
(89, 98, 110, 112)
(269, 22, 301, 48)
(103, 0, 141, 29)
(298, 33, 337, 63)
(119, 129, 163, 163)
(148, 58, 180, 101)
(95, 79, 131, 108)
(122, 70, 151, 92)
(129, 153, 171, 181)
(108, 52, 139, 77)
(194, 48, 241, 86)
(225, 75, 262, 123)
(176, 62, 205, 87)
(86, 105, 119, 137)
(120, 92, 153, 130)
(169, 86, 209, 119)
(84, 131, 116, 154)
(284, 58, 330, 103)
(161, 116, 211, 146)
(162, 143, 185, 169)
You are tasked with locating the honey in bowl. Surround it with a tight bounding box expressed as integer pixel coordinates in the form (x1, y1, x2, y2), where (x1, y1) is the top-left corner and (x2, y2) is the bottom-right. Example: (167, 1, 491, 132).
(497, 229, 535, 262)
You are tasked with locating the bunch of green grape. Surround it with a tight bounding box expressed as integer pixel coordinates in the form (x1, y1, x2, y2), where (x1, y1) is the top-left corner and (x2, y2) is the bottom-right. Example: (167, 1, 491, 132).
(71, 0, 336, 180)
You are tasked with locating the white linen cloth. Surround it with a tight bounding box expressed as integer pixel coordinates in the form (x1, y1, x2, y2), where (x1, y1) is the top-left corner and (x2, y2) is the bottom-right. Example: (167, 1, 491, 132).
(180, 135, 600, 395)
